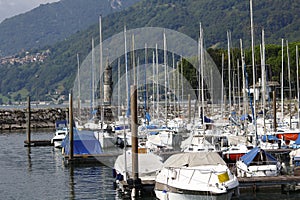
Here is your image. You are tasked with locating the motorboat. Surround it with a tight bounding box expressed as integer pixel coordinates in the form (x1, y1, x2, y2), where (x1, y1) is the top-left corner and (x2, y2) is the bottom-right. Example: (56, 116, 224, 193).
(51, 120, 68, 148)
(236, 146, 281, 177)
(114, 151, 163, 193)
(51, 127, 68, 148)
(181, 134, 216, 152)
(155, 152, 239, 200)
(222, 143, 249, 163)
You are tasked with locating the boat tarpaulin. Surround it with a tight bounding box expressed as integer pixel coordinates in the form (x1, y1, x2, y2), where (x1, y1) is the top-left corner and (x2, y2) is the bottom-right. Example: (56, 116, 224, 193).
(62, 129, 102, 155)
(261, 135, 278, 142)
(163, 152, 226, 168)
(240, 147, 278, 166)
(114, 152, 163, 177)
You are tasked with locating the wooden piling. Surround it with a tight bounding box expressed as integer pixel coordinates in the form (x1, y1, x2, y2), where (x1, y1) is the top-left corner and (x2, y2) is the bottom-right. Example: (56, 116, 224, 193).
(26, 96, 31, 144)
(69, 93, 74, 161)
(131, 85, 139, 196)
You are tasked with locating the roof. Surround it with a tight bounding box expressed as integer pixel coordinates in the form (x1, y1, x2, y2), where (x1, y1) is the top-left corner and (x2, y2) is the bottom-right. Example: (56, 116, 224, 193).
(163, 152, 226, 168)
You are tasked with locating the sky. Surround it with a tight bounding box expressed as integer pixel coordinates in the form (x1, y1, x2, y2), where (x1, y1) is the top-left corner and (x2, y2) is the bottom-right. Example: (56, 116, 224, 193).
(0, 0, 60, 22)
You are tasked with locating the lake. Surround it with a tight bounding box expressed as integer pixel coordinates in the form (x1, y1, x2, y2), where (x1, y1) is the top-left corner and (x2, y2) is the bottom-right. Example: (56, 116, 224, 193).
(1, 130, 300, 200)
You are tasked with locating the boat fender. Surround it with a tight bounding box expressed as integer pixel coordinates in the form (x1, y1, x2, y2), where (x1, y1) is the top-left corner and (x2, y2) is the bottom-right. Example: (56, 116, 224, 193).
(116, 173, 123, 181)
(171, 170, 177, 179)
(112, 169, 117, 178)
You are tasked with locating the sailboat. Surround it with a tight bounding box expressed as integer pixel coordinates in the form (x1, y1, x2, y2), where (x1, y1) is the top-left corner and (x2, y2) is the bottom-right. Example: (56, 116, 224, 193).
(236, 146, 281, 177)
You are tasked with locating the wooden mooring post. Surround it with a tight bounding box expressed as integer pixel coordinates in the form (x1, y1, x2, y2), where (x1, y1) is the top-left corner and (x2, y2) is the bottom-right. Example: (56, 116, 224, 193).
(26, 96, 31, 145)
(130, 85, 141, 198)
(24, 96, 52, 147)
(69, 93, 74, 161)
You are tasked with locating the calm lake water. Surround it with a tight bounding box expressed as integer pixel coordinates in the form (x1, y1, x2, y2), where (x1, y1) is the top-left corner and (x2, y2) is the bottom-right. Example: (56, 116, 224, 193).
(1, 129, 300, 200)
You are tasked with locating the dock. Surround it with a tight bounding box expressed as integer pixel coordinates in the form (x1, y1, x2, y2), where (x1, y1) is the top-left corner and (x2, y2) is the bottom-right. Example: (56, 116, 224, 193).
(238, 175, 300, 192)
(63, 153, 121, 166)
(24, 140, 53, 147)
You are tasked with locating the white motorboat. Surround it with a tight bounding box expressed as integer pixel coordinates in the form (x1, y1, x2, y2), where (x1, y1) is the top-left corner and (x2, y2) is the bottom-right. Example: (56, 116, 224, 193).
(114, 151, 163, 193)
(236, 146, 281, 177)
(155, 152, 239, 200)
(51, 120, 68, 148)
(51, 127, 68, 148)
(222, 143, 249, 163)
(181, 134, 216, 152)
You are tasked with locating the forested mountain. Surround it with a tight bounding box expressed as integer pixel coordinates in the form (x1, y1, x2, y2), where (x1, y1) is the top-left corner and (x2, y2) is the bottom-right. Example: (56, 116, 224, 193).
(1, 0, 300, 103)
(0, 0, 141, 56)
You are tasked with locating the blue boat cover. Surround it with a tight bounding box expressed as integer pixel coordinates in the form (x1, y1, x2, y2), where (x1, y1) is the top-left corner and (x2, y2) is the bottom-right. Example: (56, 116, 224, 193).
(204, 116, 213, 123)
(55, 120, 67, 129)
(140, 124, 159, 131)
(261, 135, 278, 142)
(115, 125, 129, 131)
(62, 129, 102, 155)
(240, 147, 278, 166)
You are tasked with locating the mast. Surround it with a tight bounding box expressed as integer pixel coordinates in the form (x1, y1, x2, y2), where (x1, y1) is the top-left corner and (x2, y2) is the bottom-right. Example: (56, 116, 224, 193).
(99, 15, 103, 108)
(181, 56, 184, 115)
(172, 53, 176, 115)
(200, 26, 205, 128)
(198, 24, 201, 118)
(281, 39, 284, 125)
(240, 39, 247, 126)
(156, 44, 159, 119)
(124, 26, 130, 117)
(261, 29, 266, 135)
(296, 45, 300, 129)
(153, 51, 155, 119)
(237, 59, 241, 115)
(250, 0, 257, 144)
(118, 58, 121, 117)
(221, 53, 224, 119)
(144, 43, 148, 123)
(227, 31, 232, 116)
(163, 31, 168, 125)
(286, 40, 292, 129)
(132, 35, 136, 85)
(77, 53, 81, 125)
(91, 38, 95, 116)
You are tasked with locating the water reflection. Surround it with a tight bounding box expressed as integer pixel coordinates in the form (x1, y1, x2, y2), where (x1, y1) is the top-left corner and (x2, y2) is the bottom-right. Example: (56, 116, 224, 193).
(69, 165, 75, 200)
(2, 130, 300, 200)
(27, 146, 32, 172)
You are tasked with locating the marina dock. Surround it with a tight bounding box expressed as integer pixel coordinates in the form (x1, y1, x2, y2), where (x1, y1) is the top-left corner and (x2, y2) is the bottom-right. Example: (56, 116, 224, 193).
(63, 153, 121, 166)
(238, 175, 300, 192)
(24, 140, 52, 147)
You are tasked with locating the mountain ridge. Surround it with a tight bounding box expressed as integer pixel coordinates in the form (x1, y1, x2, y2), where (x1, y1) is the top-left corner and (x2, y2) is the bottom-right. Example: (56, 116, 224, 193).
(0, 0, 300, 103)
(0, 0, 141, 56)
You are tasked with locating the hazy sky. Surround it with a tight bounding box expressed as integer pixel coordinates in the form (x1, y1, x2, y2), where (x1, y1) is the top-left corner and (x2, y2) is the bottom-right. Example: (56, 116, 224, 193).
(0, 0, 60, 22)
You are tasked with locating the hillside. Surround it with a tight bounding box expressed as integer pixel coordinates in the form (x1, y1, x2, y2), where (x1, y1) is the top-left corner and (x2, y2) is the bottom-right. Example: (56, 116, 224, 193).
(0, 0, 141, 56)
(1, 0, 300, 103)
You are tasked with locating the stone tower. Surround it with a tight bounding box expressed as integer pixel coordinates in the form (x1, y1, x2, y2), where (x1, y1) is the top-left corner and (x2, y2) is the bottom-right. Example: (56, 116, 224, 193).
(103, 59, 113, 105)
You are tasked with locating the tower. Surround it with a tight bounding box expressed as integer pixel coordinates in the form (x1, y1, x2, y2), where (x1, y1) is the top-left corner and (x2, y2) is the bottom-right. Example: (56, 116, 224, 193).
(103, 59, 113, 105)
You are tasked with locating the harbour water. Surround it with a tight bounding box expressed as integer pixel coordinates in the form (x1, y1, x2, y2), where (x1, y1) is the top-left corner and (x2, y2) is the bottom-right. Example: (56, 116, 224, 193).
(1, 129, 300, 200)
